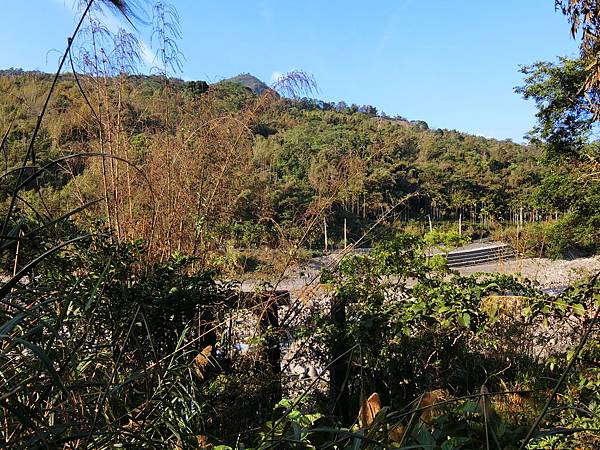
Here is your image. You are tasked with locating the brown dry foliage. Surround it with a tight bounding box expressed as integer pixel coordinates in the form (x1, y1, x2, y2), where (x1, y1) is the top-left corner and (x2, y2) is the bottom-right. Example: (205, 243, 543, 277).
(358, 392, 382, 428)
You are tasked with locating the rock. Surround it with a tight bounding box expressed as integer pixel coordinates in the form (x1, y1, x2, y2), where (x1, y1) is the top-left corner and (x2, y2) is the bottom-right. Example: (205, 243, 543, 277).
(306, 365, 318, 378)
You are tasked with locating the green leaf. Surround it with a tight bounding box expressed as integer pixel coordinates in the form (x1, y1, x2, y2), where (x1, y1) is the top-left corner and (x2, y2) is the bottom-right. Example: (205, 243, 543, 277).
(412, 423, 437, 446)
(458, 312, 471, 328)
(572, 303, 585, 316)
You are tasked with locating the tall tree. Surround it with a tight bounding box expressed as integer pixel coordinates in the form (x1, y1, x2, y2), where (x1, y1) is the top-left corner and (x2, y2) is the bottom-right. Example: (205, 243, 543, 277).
(516, 57, 597, 159)
(555, 0, 600, 119)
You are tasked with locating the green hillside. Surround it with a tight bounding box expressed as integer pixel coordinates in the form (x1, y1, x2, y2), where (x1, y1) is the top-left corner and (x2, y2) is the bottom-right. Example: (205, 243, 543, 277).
(0, 69, 596, 263)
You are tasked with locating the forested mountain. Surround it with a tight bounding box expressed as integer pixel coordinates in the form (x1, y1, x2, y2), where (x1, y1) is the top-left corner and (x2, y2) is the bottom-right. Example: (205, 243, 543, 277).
(0, 69, 596, 261)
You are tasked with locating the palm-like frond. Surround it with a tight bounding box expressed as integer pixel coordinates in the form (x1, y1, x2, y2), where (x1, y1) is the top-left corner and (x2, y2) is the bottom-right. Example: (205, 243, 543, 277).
(99, 0, 142, 23)
(101, 0, 129, 15)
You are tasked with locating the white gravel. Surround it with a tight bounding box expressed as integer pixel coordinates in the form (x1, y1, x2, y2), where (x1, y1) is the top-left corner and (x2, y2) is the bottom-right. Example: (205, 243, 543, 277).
(457, 255, 600, 288)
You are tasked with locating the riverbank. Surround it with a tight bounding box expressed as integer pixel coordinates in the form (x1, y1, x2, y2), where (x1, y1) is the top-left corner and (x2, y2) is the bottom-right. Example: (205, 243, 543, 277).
(239, 246, 600, 294)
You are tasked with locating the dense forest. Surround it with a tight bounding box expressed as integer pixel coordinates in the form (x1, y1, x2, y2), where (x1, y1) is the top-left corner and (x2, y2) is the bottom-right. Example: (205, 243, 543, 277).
(0, 0, 598, 449)
(0, 65, 597, 267)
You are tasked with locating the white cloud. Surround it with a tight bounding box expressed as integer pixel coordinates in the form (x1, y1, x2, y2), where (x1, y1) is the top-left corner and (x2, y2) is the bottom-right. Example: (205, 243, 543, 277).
(97, 10, 156, 68)
(139, 41, 156, 69)
(271, 71, 284, 82)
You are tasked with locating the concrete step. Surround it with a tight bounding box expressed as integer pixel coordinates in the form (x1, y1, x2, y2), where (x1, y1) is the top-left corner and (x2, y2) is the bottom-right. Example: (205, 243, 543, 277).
(444, 244, 516, 267)
(447, 249, 515, 264)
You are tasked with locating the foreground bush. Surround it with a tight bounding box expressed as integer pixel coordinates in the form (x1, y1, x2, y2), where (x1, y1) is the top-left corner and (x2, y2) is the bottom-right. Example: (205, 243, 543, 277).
(0, 235, 231, 448)
(0, 232, 598, 448)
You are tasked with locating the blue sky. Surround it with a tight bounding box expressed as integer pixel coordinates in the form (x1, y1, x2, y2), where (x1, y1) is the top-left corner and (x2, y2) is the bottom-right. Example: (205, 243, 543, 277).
(1, 1, 579, 141)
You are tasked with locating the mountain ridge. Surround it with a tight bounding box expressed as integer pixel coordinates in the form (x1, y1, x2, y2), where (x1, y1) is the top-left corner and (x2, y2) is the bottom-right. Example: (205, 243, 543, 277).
(221, 73, 270, 95)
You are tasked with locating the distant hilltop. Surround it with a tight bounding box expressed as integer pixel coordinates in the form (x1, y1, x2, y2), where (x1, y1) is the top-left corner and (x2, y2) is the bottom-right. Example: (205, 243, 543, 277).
(221, 73, 270, 95)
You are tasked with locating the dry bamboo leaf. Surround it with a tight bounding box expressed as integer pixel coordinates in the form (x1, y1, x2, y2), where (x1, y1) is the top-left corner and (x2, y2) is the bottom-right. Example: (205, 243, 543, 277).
(358, 392, 382, 428)
(388, 423, 407, 443)
(419, 389, 448, 425)
(196, 435, 211, 449)
(193, 345, 213, 379)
